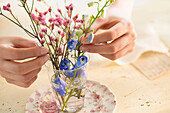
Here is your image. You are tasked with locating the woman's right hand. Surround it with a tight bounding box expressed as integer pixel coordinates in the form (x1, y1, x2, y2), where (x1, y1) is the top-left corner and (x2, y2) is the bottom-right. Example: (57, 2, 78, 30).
(0, 37, 49, 88)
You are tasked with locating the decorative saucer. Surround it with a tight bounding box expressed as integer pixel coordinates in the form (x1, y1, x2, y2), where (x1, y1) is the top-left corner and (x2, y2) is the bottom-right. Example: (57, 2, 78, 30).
(25, 80, 116, 113)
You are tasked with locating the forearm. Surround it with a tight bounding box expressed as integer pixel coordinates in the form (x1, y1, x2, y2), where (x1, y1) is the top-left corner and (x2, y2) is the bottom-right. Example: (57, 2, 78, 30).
(106, 0, 134, 19)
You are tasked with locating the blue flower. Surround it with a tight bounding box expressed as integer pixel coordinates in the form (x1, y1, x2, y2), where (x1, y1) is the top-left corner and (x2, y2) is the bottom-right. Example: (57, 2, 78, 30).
(53, 77, 66, 96)
(87, 32, 94, 43)
(60, 59, 71, 70)
(65, 68, 85, 78)
(74, 56, 88, 68)
(68, 39, 78, 51)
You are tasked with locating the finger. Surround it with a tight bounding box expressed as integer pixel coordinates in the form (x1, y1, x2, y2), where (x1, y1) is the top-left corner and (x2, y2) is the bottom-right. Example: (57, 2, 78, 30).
(5, 76, 38, 88)
(81, 20, 131, 44)
(8, 37, 37, 48)
(0, 54, 49, 75)
(0, 68, 41, 82)
(0, 45, 49, 60)
(91, 17, 106, 32)
(100, 42, 135, 61)
(80, 33, 135, 54)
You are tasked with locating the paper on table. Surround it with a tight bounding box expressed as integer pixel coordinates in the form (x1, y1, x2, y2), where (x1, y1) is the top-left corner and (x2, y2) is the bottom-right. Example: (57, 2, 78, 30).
(132, 52, 170, 80)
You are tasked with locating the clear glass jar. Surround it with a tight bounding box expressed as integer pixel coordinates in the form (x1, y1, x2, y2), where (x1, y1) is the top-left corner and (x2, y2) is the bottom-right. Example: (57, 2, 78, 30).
(45, 60, 88, 112)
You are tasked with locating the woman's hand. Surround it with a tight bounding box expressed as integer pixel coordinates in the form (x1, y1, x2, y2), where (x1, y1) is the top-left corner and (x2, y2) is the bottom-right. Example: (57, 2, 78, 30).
(0, 37, 49, 88)
(80, 0, 136, 60)
(80, 17, 136, 60)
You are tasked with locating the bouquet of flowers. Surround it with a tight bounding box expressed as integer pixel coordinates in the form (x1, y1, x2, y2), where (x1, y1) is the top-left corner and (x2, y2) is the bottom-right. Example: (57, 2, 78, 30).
(0, 0, 114, 112)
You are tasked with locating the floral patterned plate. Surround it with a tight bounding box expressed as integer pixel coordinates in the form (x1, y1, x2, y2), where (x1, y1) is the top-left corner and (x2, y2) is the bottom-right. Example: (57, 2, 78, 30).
(25, 80, 116, 113)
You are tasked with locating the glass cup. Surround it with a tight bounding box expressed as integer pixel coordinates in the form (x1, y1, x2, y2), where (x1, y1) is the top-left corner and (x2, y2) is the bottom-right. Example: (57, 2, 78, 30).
(45, 60, 88, 112)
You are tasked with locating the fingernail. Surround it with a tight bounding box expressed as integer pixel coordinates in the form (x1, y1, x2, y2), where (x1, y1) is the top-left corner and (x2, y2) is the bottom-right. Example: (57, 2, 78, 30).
(41, 47, 48, 55)
(80, 46, 89, 52)
(87, 32, 94, 43)
(44, 55, 50, 62)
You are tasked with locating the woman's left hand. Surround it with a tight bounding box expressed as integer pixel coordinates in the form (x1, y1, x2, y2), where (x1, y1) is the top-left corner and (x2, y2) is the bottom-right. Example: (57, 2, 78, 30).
(80, 16, 136, 60)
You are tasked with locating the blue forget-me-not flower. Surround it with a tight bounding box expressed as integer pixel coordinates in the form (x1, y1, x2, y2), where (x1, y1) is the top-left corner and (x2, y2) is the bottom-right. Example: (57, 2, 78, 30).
(74, 56, 88, 68)
(53, 77, 66, 96)
(60, 58, 71, 70)
(68, 39, 78, 51)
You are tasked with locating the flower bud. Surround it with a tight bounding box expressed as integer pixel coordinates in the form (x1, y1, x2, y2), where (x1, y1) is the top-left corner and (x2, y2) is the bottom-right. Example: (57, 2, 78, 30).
(61, 32, 65, 37)
(57, 8, 62, 14)
(41, 28, 47, 34)
(40, 39, 45, 44)
(48, 7, 52, 13)
(73, 14, 79, 21)
(39, 32, 44, 38)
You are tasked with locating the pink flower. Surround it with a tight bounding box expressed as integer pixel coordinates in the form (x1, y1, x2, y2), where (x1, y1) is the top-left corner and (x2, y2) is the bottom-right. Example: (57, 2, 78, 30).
(53, 21, 59, 26)
(31, 13, 37, 20)
(61, 32, 65, 37)
(65, 6, 69, 10)
(7, 3, 10, 7)
(37, 0, 42, 2)
(55, 17, 62, 26)
(40, 101, 59, 113)
(40, 39, 45, 44)
(73, 14, 79, 21)
(76, 19, 84, 24)
(58, 30, 61, 34)
(67, 10, 71, 17)
(41, 28, 47, 34)
(40, 21, 47, 25)
(48, 42, 52, 45)
(39, 32, 44, 38)
(35, 8, 38, 12)
(3, 3, 11, 11)
(74, 24, 82, 29)
(56, 47, 62, 56)
(63, 19, 68, 27)
(48, 17, 55, 23)
(51, 23, 55, 30)
(50, 36, 56, 41)
(69, 3, 73, 10)
(37, 12, 46, 25)
(39, 12, 43, 17)
(57, 8, 62, 14)
(63, 18, 71, 27)
(43, 11, 48, 15)
(65, 3, 73, 11)
(55, 14, 60, 17)
(48, 7, 52, 13)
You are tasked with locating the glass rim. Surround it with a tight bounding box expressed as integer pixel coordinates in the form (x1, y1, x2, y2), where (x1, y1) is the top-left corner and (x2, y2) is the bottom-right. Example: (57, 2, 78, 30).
(45, 55, 89, 72)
